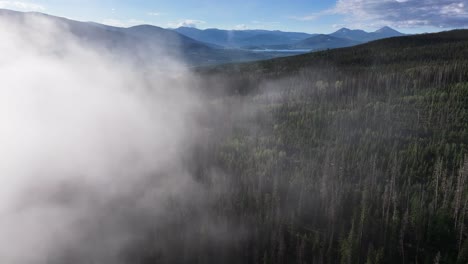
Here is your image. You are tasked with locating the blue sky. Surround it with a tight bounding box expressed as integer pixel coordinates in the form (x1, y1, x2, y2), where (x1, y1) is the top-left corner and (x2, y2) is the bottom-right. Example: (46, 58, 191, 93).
(0, 0, 467, 33)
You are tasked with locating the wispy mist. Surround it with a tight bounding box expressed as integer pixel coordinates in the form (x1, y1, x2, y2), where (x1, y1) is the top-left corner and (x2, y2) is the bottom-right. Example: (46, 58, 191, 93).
(0, 13, 211, 264)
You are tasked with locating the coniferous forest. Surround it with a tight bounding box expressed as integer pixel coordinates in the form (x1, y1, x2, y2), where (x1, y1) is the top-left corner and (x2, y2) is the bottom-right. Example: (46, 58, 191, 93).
(3, 20, 467, 263)
(4, 5, 468, 264)
(120, 29, 468, 264)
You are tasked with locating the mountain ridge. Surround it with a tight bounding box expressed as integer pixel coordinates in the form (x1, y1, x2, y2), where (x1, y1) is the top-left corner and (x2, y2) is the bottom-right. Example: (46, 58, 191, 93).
(173, 25, 406, 51)
(0, 9, 409, 65)
(0, 8, 281, 65)
(173, 27, 316, 47)
(330, 26, 405, 41)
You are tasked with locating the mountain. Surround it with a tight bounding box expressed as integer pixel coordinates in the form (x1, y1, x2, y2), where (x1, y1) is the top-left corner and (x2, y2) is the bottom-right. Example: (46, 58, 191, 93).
(184, 26, 405, 52)
(286, 34, 361, 50)
(0, 9, 278, 65)
(0, 9, 410, 65)
(372, 26, 406, 38)
(251, 34, 362, 51)
(173, 27, 315, 47)
(205, 29, 468, 75)
(329, 28, 370, 41)
(240, 33, 301, 46)
(330, 26, 405, 42)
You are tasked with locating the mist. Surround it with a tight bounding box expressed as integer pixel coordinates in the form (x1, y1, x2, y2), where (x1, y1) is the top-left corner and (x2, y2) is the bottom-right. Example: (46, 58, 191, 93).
(0, 13, 216, 264)
(2, 7, 465, 264)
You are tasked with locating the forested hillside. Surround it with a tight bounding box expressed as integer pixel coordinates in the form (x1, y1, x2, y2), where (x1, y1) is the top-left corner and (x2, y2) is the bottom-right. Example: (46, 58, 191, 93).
(124, 30, 468, 263)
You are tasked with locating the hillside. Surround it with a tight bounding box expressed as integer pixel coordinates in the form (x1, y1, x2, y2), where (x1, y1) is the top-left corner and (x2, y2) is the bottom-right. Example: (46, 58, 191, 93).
(174, 29, 468, 264)
(204, 29, 468, 75)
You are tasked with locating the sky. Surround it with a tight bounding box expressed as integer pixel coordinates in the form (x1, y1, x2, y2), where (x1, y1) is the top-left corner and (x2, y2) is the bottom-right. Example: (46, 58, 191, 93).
(0, 0, 467, 33)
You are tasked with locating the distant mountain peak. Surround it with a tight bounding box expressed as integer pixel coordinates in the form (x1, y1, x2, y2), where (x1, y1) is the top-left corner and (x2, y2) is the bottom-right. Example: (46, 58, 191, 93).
(333, 28, 359, 35)
(337, 27, 351, 32)
(375, 26, 400, 34)
(331, 27, 368, 35)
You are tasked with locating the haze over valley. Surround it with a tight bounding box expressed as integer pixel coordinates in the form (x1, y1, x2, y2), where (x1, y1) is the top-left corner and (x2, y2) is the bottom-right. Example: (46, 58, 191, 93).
(1, 1, 468, 263)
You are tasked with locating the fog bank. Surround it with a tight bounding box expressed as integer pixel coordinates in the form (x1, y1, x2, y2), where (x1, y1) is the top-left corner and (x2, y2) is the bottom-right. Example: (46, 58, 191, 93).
(0, 14, 208, 263)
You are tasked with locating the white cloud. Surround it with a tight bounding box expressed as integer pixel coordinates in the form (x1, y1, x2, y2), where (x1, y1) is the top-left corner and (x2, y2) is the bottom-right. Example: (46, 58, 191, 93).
(0, 1, 45, 11)
(291, 0, 468, 29)
(441, 2, 466, 15)
(0, 12, 205, 264)
(289, 15, 319, 21)
(233, 24, 247, 30)
(332, 23, 347, 29)
(332, 0, 468, 28)
(168, 19, 206, 28)
(288, 11, 331, 21)
(147, 12, 161, 16)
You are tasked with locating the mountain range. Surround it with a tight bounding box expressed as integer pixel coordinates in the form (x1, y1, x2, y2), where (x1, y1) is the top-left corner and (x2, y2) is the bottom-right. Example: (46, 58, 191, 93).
(173, 27, 316, 47)
(329, 26, 405, 42)
(248, 34, 361, 51)
(173, 26, 405, 51)
(0, 9, 279, 65)
(0, 9, 407, 65)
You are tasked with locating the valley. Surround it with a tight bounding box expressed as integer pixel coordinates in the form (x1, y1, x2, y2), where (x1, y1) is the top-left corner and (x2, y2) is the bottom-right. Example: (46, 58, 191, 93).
(1, 6, 467, 264)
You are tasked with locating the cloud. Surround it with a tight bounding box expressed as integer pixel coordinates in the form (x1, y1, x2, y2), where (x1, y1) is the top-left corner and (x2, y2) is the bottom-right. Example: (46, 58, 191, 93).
(234, 24, 248, 30)
(0, 1, 45, 11)
(290, 15, 318, 21)
(147, 12, 161, 16)
(168, 19, 206, 28)
(289, 13, 324, 21)
(332, 0, 468, 28)
(101, 18, 147, 27)
(332, 23, 347, 29)
(0, 12, 211, 264)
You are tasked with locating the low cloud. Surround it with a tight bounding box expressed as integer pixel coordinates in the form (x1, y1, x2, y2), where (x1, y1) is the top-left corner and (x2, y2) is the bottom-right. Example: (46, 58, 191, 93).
(0, 12, 214, 264)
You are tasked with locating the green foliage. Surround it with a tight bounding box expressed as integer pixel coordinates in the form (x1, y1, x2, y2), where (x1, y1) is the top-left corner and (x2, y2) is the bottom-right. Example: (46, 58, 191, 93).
(129, 30, 468, 263)
(195, 30, 468, 264)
